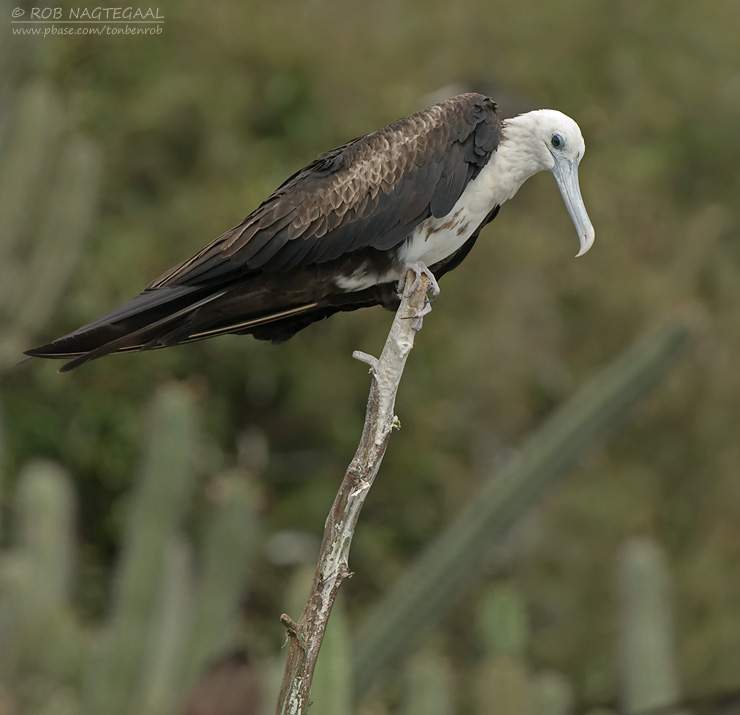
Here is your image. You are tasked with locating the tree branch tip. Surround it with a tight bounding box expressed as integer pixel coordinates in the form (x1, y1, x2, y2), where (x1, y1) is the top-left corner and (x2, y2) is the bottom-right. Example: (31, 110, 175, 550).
(280, 613, 299, 636)
(352, 350, 379, 370)
(392, 416, 401, 431)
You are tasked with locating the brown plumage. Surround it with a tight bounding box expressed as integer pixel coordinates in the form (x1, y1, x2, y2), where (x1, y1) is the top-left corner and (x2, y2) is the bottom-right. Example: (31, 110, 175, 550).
(26, 93, 501, 371)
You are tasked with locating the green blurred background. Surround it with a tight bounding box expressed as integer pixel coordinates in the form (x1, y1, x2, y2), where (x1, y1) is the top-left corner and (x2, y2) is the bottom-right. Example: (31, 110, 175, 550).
(2, 0, 740, 712)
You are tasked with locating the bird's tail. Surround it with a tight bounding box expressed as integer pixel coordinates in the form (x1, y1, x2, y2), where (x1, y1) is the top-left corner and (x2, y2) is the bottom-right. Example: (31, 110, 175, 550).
(25, 268, 394, 372)
(24, 284, 231, 372)
(23, 277, 374, 372)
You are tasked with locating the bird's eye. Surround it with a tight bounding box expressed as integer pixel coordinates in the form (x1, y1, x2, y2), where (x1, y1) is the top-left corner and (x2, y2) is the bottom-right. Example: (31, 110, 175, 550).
(551, 134, 564, 149)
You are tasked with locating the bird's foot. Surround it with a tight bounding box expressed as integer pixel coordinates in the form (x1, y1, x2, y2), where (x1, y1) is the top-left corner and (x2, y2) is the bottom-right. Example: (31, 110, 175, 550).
(399, 261, 441, 299)
(402, 297, 433, 331)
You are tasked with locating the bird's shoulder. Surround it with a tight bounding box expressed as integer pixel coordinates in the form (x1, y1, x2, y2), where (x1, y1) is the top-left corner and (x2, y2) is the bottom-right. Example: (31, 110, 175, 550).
(277, 92, 500, 197)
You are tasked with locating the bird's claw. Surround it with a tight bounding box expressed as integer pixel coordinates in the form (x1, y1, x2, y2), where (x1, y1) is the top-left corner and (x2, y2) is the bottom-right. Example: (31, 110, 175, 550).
(402, 298, 432, 331)
(399, 261, 441, 299)
(413, 299, 432, 330)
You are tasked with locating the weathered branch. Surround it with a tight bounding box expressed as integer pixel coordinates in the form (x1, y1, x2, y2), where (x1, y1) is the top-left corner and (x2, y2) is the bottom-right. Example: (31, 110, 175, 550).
(275, 270, 431, 715)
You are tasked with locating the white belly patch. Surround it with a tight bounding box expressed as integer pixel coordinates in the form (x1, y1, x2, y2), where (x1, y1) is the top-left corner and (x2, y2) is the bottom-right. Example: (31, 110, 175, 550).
(334, 167, 502, 292)
(333, 210, 478, 293)
(398, 208, 474, 266)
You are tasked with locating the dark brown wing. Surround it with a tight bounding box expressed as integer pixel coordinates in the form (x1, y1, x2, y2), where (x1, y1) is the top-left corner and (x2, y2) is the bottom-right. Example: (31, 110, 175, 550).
(149, 93, 501, 288)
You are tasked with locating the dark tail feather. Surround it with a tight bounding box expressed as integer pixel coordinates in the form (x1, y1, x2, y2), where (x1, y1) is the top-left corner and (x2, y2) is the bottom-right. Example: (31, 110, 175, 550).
(25, 285, 227, 372)
(25, 272, 394, 372)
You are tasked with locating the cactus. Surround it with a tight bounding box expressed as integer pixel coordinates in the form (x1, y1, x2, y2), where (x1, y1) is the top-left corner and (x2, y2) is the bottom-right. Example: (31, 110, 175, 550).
(179, 469, 259, 690)
(353, 317, 692, 697)
(617, 537, 685, 714)
(135, 535, 194, 715)
(402, 648, 454, 715)
(13, 460, 76, 615)
(477, 582, 529, 659)
(0, 85, 62, 265)
(0, 382, 261, 715)
(0, 360, 698, 714)
(134, 468, 260, 715)
(0, 550, 36, 680)
(474, 583, 530, 715)
(10, 134, 102, 334)
(0, 460, 85, 677)
(472, 583, 574, 715)
(0, 459, 88, 711)
(0, 82, 102, 372)
(82, 382, 201, 715)
(356, 693, 392, 715)
(531, 672, 573, 715)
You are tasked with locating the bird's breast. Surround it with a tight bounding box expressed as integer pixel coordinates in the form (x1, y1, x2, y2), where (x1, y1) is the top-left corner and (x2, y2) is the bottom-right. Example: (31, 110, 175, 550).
(398, 208, 477, 267)
(335, 167, 502, 293)
(334, 208, 482, 293)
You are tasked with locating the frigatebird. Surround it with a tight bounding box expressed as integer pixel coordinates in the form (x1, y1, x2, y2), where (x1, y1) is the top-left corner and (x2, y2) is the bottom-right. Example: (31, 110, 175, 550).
(26, 93, 594, 372)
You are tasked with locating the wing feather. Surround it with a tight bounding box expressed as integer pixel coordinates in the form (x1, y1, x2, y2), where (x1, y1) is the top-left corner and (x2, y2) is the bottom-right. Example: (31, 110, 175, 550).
(148, 93, 500, 288)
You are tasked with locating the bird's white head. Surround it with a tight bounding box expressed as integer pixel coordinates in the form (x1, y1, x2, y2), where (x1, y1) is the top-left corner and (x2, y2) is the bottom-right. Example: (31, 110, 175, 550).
(501, 109, 595, 256)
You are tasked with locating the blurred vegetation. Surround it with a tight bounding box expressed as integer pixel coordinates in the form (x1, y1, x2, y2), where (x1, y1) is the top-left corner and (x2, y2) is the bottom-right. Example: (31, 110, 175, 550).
(282, 542, 693, 715)
(3, 0, 740, 710)
(0, 392, 697, 715)
(352, 316, 692, 698)
(0, 384, 257, 715)
(0, 80, 102, 371)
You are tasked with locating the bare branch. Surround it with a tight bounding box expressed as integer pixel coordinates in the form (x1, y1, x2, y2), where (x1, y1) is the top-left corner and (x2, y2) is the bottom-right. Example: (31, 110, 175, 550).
(275, 270, 431, 715)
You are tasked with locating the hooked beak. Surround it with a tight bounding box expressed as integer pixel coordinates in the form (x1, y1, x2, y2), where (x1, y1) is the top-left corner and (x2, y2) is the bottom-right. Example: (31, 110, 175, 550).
(550, 155, 595, 257)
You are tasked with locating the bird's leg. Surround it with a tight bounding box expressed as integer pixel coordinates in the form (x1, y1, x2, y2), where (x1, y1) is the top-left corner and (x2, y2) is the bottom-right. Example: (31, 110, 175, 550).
(400, 298, 433, 331)
(397, 261, 437, 331)
(410, 298, 432, 331)
(399, 261, 441, 299)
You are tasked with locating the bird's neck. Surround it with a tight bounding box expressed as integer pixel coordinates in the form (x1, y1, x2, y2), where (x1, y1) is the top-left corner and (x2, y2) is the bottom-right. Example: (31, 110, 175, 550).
(483, 113, 553, 203)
